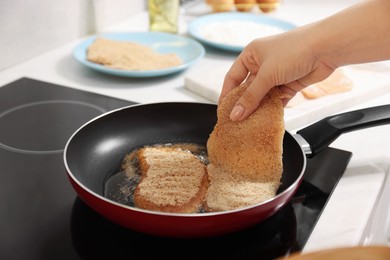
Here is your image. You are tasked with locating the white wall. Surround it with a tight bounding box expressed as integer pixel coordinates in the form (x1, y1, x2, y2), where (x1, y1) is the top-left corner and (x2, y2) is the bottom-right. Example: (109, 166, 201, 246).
(0, 0, 145, 71)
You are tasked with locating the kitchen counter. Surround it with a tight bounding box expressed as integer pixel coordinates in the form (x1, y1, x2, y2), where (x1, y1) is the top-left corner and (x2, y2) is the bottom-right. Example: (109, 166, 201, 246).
(1, 0, 389, 253)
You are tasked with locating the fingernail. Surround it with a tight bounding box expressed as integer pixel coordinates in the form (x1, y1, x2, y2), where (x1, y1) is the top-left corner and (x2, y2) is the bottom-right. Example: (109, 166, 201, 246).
(230, 105, 244, 121)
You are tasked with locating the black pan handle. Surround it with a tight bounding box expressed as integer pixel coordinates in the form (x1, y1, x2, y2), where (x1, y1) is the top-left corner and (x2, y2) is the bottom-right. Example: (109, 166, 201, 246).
(296, 104, 390, 157)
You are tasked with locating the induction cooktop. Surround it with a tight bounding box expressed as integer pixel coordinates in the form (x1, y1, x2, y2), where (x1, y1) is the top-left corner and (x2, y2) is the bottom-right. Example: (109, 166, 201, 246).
(0, 78, 352, 260)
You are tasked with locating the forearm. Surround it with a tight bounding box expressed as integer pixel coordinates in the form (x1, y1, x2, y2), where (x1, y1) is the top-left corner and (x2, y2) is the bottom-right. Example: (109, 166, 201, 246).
(307, 0, 390, 68)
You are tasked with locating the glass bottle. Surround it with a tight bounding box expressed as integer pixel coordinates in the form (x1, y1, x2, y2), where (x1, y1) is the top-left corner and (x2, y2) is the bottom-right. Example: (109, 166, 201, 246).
(148, 0, 180, 33)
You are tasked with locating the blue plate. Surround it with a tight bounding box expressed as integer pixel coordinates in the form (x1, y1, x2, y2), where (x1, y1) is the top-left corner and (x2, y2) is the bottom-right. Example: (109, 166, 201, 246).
(188, 12, 296, 52)
(73, 32, 205, 77)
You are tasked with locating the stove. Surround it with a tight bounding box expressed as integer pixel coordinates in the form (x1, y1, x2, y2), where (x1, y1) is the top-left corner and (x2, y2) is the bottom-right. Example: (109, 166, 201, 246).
(0, 78, 352, 260)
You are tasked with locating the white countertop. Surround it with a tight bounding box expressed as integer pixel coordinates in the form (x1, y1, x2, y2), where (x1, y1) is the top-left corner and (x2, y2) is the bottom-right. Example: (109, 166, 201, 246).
(1, 0, 389, 253)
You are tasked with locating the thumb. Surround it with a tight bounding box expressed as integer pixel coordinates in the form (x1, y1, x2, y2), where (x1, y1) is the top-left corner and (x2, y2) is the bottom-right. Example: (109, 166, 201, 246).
(229, 72, 273, 121)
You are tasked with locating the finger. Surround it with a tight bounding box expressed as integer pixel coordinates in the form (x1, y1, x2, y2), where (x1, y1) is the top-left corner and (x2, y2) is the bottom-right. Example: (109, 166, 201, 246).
(280, 79, 307, 96)
(289, 64, 335, 89)
(220, 56, 250, 101)
(280, 65, 336, 106)
(245, 73, 256, 85)
(229, 70, 273, 121)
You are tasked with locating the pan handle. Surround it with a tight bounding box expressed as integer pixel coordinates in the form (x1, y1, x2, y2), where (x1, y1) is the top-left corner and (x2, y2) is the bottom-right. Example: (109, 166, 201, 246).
(295, 104, 390, 158)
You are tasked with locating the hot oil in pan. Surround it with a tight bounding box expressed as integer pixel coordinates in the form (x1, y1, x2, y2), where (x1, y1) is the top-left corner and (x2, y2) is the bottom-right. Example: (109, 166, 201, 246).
(103, 143, 208, 209)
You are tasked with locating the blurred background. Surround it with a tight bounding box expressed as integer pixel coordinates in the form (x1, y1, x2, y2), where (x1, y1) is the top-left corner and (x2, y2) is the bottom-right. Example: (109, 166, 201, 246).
(0, 0, 360, 71)
(0, 0, 145, 71)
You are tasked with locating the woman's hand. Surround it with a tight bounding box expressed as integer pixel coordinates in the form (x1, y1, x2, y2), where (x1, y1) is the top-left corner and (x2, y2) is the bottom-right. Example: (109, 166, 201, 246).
(221, 0, 390, 121)
(221, 28, 336, 121)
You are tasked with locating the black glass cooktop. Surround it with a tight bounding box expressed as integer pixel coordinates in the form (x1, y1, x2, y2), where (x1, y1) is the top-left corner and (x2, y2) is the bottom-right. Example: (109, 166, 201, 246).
(0, 78, 352, 260)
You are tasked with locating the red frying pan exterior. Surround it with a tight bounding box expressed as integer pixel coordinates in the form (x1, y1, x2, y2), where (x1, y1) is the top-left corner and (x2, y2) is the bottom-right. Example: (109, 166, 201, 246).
(64, 102, 390, 237)
(68, 174, 301, 237)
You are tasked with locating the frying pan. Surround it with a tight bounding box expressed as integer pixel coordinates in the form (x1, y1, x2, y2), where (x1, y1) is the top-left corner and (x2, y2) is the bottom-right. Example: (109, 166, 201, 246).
(64, 103, 390, 237)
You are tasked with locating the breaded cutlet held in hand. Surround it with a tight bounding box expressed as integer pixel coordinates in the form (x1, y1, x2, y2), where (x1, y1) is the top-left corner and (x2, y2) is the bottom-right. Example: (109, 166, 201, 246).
(206, 83, 285, 211)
